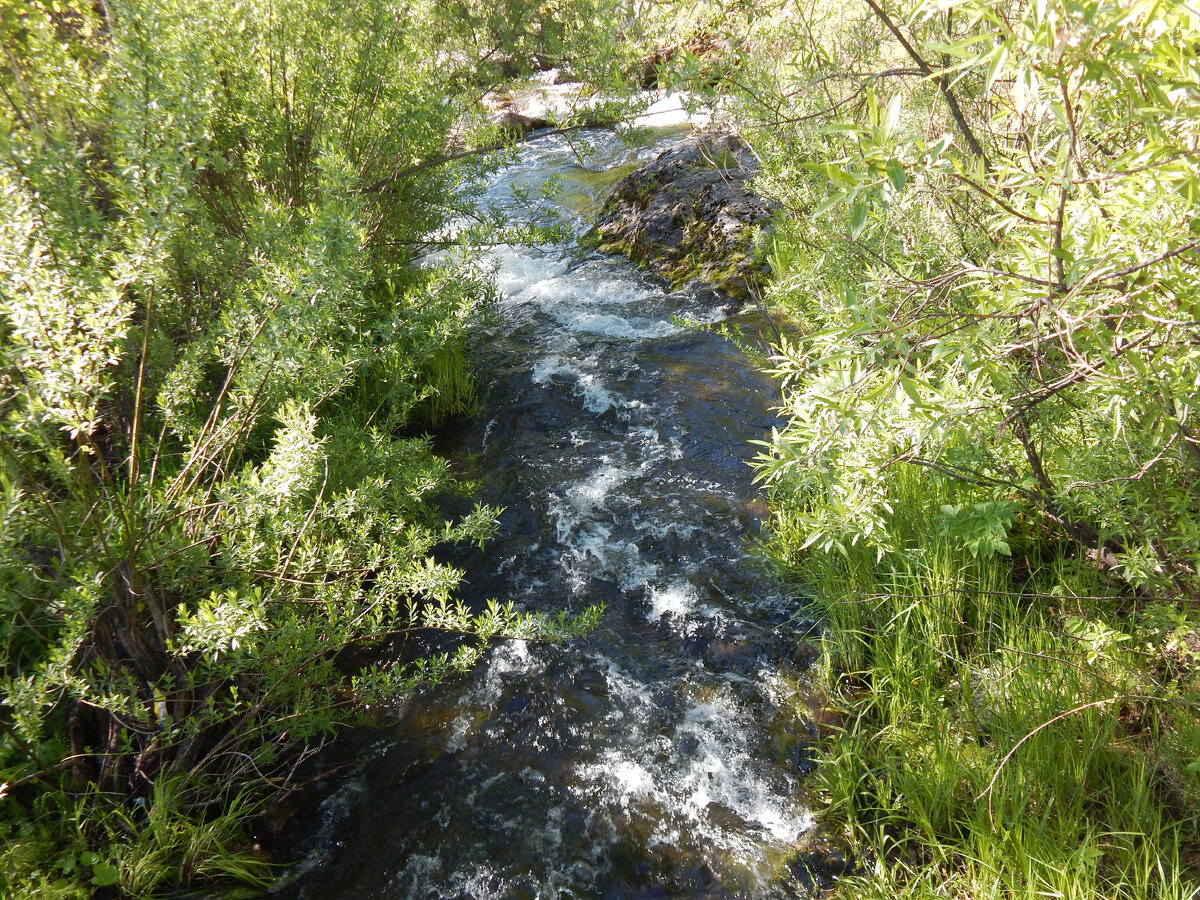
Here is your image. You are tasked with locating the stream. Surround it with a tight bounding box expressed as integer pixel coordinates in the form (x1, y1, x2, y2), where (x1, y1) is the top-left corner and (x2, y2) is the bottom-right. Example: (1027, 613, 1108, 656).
(272, 126, 831, 899)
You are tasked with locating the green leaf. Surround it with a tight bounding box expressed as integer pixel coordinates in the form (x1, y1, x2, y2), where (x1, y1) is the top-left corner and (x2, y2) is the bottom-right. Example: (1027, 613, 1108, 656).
(898, 375, 923, 405)
(810, 191, 847, 219)
(985, 42, 1009, 93)
(882, 93, 902, 137)
(90, 862, 120, 887)
(849, 202, 868, 238)
(926, 133, 953, 159)
(886, 159, 907, 193)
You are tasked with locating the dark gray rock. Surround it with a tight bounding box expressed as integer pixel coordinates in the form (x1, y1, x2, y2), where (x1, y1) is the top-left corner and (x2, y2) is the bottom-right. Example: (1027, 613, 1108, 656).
(586, 132, 774, 300)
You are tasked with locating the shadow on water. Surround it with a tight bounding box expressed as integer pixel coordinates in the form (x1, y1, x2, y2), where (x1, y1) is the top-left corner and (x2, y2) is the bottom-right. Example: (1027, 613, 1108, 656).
(265, 128, 839, 899)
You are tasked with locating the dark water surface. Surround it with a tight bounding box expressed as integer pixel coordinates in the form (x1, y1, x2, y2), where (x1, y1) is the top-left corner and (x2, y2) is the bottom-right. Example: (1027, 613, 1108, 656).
(272, 129, 826, 899)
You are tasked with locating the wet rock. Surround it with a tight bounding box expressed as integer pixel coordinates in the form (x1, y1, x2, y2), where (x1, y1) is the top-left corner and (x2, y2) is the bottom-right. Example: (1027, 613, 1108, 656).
(786, 822, 858, 890)
(482, 79, 559, 138)
(482, 75, 617, 138)
(585, 132, 775, 301)
(701, 638, 766, 674)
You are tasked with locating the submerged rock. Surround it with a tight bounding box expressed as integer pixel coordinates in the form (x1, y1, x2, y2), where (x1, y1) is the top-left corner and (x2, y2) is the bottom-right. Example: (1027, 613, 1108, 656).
(586, 132, 774, 300)
(786, 822, 858, 891)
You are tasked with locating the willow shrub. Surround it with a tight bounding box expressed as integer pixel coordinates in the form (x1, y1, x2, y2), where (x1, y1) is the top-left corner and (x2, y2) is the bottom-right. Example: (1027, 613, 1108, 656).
(731, 0, 1200, 594)
(0, 0, 603, 895)
(638, 0, 1200, 893)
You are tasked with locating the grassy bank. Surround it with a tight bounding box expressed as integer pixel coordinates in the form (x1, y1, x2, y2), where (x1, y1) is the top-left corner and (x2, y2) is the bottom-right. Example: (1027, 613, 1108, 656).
(768, 465, 1200, 898)
(616, 0, 1200, 892)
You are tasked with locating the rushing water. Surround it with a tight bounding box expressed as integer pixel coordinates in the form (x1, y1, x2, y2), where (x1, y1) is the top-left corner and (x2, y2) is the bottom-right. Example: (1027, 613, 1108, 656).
(272, 128, 829, 899)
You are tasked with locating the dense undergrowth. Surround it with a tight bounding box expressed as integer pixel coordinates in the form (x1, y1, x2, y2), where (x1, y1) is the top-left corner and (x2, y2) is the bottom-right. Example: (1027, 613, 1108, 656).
(0, 0, 625, 895)
(786, 468, 1200, 898)
(638, 0, 1200, 895)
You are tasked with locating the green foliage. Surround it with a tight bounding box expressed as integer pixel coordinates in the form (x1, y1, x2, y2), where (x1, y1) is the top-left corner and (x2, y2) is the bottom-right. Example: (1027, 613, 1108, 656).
(421, 0, 649, 87)
(797, 469, 1200, 899)
(744, 0, 1200, 596)
(1, 780, 273, 899)
(0, 0, 601, 894)
(670, 0, 1200, 892)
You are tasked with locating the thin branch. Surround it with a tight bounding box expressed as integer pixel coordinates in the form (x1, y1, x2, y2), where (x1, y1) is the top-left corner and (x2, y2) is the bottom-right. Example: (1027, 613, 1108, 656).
(861, 0, 991, 166)
(128, 285, 154, 487)
(1000, 327, 1155, 424)
(1051, 170, 1068, 294)
(949, 172, 1046, 225)
(976, 696, 1122, 824)
(360, 123, 607, 195)
(1105, 238, 1200, 281)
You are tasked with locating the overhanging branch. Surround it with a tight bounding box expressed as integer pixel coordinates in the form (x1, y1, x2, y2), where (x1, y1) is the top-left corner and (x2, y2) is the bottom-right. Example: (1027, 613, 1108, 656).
(360, 123, 609, 195)
(861, 0, 991, 167)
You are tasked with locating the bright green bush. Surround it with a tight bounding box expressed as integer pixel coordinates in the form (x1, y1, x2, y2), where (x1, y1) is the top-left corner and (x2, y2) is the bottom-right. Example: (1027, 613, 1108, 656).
(643, 0, 1200, 894)
(0, 0, 600, 894)
(739, 0, 1200, 596)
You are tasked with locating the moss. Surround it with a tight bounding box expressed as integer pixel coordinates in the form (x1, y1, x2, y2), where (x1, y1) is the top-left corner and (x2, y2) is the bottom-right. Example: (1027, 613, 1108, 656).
(584, 133, 774, 301)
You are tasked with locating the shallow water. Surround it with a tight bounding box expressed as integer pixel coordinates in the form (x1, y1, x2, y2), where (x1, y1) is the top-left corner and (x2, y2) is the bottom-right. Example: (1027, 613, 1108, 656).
(273, 129, 826, 899)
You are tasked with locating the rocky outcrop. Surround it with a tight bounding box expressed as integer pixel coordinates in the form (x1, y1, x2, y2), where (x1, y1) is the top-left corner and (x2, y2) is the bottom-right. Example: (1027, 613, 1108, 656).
(585, 132, 774, 300)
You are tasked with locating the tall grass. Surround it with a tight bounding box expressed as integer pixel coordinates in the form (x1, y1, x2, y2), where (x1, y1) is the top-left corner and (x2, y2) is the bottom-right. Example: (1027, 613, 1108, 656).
(787, 466, 1200, 899)
(0, 779, 273, 900)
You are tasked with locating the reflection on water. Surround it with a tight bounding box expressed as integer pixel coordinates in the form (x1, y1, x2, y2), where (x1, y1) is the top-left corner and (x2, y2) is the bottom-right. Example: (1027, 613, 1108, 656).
(274, 129, 826, 899)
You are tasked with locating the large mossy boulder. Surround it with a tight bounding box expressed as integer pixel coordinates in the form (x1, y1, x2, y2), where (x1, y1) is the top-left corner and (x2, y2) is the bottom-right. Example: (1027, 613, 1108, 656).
(585, 133, 774, 300)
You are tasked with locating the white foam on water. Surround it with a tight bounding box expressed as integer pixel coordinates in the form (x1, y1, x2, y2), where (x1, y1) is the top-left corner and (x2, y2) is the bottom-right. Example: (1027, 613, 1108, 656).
(389, 793, 610, 899)
(577, 373, 619, 413)
(505, 263, 651, 314)
(630, 424, 683, 462)
(548, 267, 658, 305)
(390, 859, 509, 900)
(554, 310, 678, 341)
(532, 355, 625, 414)
(568, 462, 630, 510)
(600, 657, 659, 717)
(480, 417, 497, 451)
(608, 759, 657, 800)
(630, 511, 699, 544)
(569, 670, 814, 889)
(548, 460, 631, 542)
(530, 355, 576, 385)
(674, 695, 812, 844)
(387, 855, 441, 893)
(647, 580, 701, 620)
(561, 525, 658, 591)
(447, 640, 539, 751)
(491, 247, 573, 297)
(448, 869, 507, 900)
(491, 250, 680, 344)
